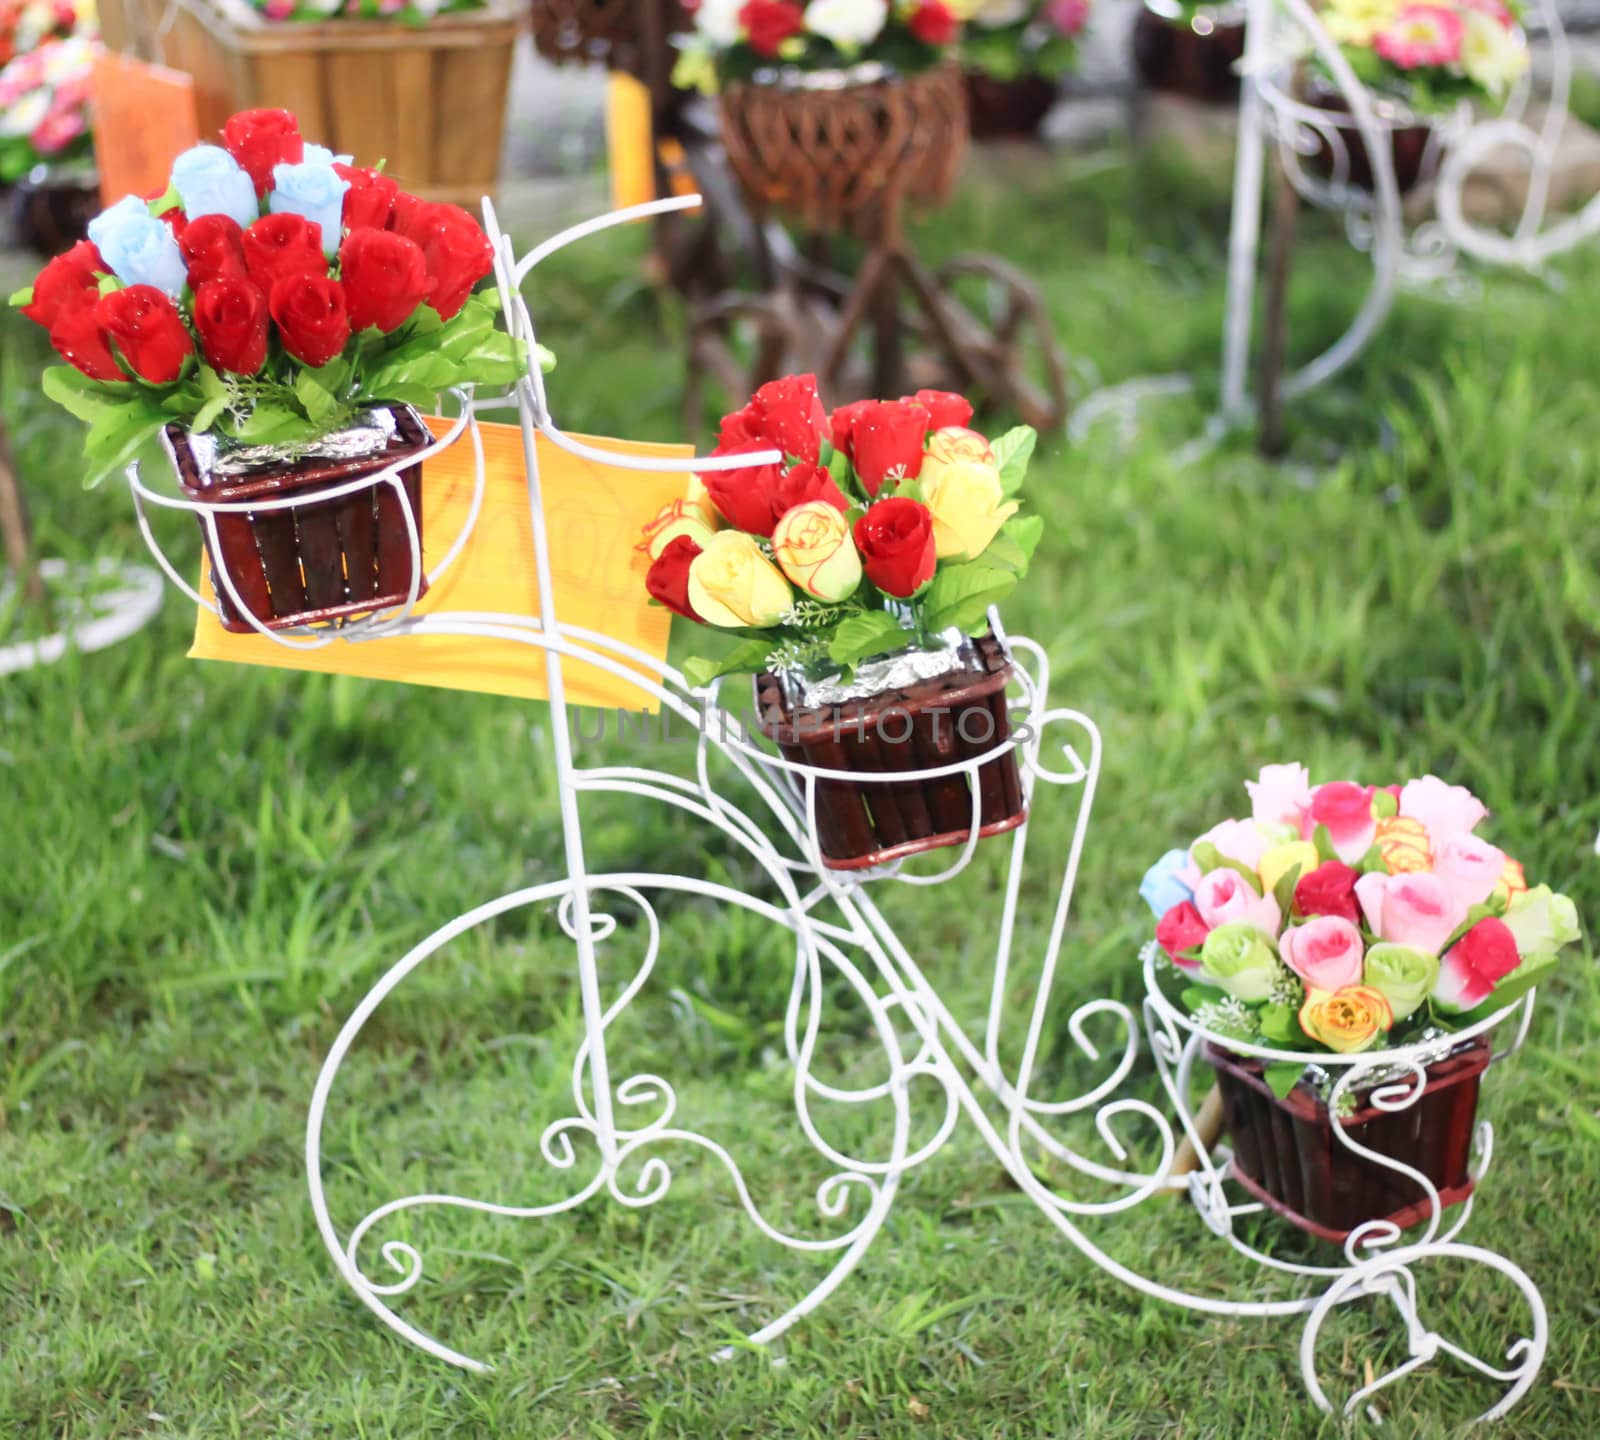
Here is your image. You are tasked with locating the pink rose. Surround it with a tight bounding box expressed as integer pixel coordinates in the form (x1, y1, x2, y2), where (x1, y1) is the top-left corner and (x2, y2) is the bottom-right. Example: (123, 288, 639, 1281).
(1355, 871, 1468, 955)
(1399, 775, 1487, 848)
(1279, 916, 1365, 991)
(1433, 917, 1522, 1013)
(1245, 762, 1312, 831)
(1433, 832, 1506, 912)
(1044, 0, 1089, 35)
(1375, 4, 1465, 69)
(1303, 781, 1377, 863)
(1193, 868, 1282, 939)
(1180, 817, 1270, 890)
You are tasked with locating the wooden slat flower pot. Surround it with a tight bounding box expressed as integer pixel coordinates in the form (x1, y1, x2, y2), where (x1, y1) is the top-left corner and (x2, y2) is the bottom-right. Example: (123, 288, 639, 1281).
(754, 631, 1026, 871)
(97, 0, 516, 206)
(166, 404, 431, 633)
(1208, 1036, 1491, 1243)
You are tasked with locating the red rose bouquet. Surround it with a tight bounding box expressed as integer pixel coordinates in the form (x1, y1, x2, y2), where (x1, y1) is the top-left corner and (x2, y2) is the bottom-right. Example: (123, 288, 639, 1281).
(637, 374, 1039, 688)
(8, 106, 541, 486)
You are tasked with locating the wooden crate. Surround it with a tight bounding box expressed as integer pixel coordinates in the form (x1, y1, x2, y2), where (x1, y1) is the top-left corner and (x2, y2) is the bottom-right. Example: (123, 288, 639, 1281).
(98, 0, 516, 206)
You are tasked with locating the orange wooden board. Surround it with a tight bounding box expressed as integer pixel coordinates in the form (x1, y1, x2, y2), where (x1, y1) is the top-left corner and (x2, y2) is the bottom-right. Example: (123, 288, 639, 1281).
(188, 417, 693, 712)
(91, 54, 201, 204)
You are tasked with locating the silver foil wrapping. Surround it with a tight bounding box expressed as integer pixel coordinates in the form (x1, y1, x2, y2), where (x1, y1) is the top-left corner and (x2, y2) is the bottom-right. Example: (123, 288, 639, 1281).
(201, 407, 399, 479)
(779, 626, 974, 708)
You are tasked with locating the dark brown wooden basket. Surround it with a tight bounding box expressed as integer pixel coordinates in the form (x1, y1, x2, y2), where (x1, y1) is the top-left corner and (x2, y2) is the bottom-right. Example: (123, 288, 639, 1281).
(1302, 88, 1437, 195)
(9, 168, 98, 258)
(166, 404, 431, 634)
(754, 631, 1026, 870)
(1132, 6, 1246, 105)
(1209, 1036, 1491, 1243)
(718, 62, 970, 237)
(528, 0, 687, 71)
(964, 72, 1059, 140)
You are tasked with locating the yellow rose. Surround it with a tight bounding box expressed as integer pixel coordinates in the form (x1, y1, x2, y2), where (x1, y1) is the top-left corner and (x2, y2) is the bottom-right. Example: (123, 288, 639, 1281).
(687, 530, 793, 629)
(1375, 814, 1432, 874)
(1259, 841, 1320, 897)
(771, 501, 862, 602)
(923, 426, 995, 473)
(637, 499, 716, 559)
(921, 458, 1019, 561)
(1299, 985, 1395, 1055)
(1322, 0, 1400, 45)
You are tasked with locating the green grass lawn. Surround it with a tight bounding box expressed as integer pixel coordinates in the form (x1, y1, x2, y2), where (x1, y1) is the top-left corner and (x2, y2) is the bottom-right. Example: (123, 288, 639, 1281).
(2, 145, 1599, 1439)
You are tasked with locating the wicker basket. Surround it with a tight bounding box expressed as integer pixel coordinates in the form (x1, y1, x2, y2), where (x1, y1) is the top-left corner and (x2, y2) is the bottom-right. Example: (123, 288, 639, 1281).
(166, 404, 431, 633)
(1132, 4, 1246, 105)
(719, 62, 969, 236)
(96, 0, 516, 206)
(1209, 1036, 1491, 1243)
(8, 166, 98, 257)
(528, 0, 687, 71)
(754, 631, 1026, 871)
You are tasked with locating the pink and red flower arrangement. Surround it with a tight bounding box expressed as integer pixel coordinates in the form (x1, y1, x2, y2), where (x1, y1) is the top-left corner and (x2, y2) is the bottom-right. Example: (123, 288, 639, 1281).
(8, 107, 538, 485)
(635, 373, 1040, 687)
(1142, 765, 1579, 1072)
(0, 29, 96, 184)
(1321, 0, 1529, 110)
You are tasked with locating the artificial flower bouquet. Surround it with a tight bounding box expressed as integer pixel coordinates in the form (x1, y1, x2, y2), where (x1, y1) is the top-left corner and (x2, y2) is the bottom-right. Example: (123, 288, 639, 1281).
(1316, 0, 1529, 112)
(674, 0, 965, 91)
(10, 107, 538, 631)
(246, 0, 484, 24)
(962, 0, 1088, 83)
(1142, 766, 1580, 1239)
(638, 374, 1039, 868)
(0, 0, 91, 65)
(0, 30, 96, 185)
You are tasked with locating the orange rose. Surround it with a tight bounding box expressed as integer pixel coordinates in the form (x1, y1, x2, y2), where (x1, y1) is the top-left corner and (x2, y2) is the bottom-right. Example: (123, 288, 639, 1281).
(1375, 814, 1432, 874)
(1299, 985, 1395, 1054)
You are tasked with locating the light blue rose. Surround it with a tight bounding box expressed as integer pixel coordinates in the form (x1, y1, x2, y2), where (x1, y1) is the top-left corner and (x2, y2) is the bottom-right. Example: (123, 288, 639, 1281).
(301, 143, 351, 167)
(171, 144, 259, 229)
(86, 195, 188, 298)
(268, 161, 351, 256)
(1139, 847, 1194, 918)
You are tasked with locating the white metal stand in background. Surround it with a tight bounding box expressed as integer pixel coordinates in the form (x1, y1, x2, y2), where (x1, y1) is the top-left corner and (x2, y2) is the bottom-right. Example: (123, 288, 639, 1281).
(0, 558, 163, 678)
(125, 196, 1551, 1425)
(1074, 0, 1600, 450)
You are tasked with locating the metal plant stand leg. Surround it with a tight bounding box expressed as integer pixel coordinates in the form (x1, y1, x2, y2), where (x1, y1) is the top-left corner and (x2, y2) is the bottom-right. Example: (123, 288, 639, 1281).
(121, 195, 1551, 1424)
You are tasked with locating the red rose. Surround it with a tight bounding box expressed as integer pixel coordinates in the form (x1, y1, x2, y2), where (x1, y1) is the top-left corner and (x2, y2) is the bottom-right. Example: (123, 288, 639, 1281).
(222, 108, 304, 197)
(853, 497, 936, 597)
(47, 305, 123, 381)
(180, 214, 249, 288)
(849, 399, 930, 496)
(339, 228, 434, 333)
(703, 453, 785, 534)
(645, 535, 704, 621)
(739, 0, 804, 56)
(158, 207, 188, 241)
(402, 202, 493, 319)
(747, 372, 828, 463)
(20, 240, 104, 329)
(907, 0, 958, 45)
(334, 163, 399, 232)
(387, 190, 428, 238)
(193, 278, 269, 376)
(1156, 901, 1210, 964)
(95, 285, 193, 383)
(1444, 917, 1522, 996)
(770, 460, 848, 517)
(906, 388, 972, 430)
(1294, 860, 1362, 925)
(242, 214, 327, 294)
(829, 398, 875, 458)
(269, 273, 350, 367)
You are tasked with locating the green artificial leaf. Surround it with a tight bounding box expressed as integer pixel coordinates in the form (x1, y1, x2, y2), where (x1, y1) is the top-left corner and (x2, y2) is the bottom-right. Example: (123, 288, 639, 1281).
(190, 395, 228, 433)
(1180, 985, 1214, 1016)
(682, 639, 775, 690)
(990, 425, 1037, 495)
(294, 367, 340, 424)
(921, 561, 1016, 635)
(1312, 823, 1337, 863)
(41, 366, 138, 425)
(1356, 843, 1387, 874)
(8, 286, 33, 307)
(1272, 864, 1303, 919)
(979, 514, 1044, 577)
(827, 612, 910, 672)
(81, 398, 170, 488)
(1258, 1002, 1307, 1046)
(827, 447, 852, 488)
(1371, 789, 1399, 819)
(1264, 1062, 1306, 1100)
(230, 401, 313, 447)
(146, 181, 183, 217)
(1191, 841, 1262, 893)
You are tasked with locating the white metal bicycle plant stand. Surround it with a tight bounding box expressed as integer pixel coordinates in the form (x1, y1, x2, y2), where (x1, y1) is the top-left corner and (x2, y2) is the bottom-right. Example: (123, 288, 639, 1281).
(126, 196, 1549, 1426)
